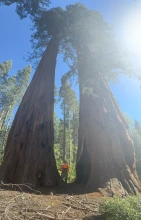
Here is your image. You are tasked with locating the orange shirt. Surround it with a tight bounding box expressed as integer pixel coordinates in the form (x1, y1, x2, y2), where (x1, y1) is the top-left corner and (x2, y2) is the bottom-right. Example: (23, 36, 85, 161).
(60, 164, 69, 173)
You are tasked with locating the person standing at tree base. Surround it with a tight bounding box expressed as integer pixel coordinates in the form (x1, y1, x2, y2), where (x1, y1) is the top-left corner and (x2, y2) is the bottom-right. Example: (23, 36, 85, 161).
(60, 161, 70, 183)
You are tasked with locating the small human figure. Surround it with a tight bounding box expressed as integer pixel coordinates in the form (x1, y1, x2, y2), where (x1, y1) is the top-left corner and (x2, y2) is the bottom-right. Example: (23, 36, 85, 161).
(60, 161, 70, 183)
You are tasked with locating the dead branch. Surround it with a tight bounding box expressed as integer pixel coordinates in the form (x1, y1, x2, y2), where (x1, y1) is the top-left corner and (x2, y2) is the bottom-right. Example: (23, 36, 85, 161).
(1, 181, 41, 194)
(36, 212, 55, 219)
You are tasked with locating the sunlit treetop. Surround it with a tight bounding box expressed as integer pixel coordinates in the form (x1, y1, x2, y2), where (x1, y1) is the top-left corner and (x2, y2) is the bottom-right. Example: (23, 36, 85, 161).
(0, 0, 50, 19)
(29, 3, 108, 60)
(61, 4, 131, 82)
(0, 61, 12, 77)
(28, 6, 66, 63)
(28, 3, 131, 81)
(33, 7, 66, 39)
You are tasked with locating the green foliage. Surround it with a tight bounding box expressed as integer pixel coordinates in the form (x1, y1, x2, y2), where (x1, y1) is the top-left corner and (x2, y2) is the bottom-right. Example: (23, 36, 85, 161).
(54, 76, 79, 182)
(0, 60, 12, 77)
(54, 143, 63, 169)
(67, 161, 76, 182)
(28, 2, 131, 90)
(0, 65, 31, 112)
(59, 75, 78, 113)
(0, 0, 50, 19)
(29, 7, 66, 64)
(63, 3, 131, 84)
(0, 61, 31, 161)
(59, 75, 79, 162)
(100, 196, 141, 220)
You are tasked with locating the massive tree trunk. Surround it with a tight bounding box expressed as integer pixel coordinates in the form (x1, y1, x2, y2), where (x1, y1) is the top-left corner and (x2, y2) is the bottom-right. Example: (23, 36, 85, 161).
(76, 72, 141, 194)
(0, 37, 59, 187)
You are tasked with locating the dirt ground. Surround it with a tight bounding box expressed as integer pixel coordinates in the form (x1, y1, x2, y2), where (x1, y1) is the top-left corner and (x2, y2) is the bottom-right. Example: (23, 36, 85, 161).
(0, 183, 104, 219)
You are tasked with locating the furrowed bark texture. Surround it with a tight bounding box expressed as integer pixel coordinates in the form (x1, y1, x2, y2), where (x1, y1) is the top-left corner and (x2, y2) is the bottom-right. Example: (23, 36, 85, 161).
(0, 37, 59, 187)
(76, 73, 141, 194)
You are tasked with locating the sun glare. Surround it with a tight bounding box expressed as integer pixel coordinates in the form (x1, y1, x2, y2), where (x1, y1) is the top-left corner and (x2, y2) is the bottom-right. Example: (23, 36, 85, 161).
(121, 7, 141, 56)
(122, 8, 141, 56)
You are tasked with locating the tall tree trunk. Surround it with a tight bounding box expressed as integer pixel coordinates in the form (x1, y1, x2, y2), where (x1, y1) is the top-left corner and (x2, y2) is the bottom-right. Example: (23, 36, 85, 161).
(68, 111, 71, 166)
(63, 103, 66, 161)
(0, 37, 59, 187)
(76, 72, 141, 194)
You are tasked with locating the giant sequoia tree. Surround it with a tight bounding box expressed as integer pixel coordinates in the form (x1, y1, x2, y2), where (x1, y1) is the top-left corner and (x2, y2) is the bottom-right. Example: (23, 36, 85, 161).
(0, 4, 80, 187)
(0, 37, 60, 186)
(0, 7, 67, 186)
(63, 4, 141, 193)
(76, 52, 141, 193)
(0, 2, 79, 186)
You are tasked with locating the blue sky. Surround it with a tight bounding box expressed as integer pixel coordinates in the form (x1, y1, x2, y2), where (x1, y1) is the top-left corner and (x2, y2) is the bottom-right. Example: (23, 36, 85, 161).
(0, 0, 141, 122)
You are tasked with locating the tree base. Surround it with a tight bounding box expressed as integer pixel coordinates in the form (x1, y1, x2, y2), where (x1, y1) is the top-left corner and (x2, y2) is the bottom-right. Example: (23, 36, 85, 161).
(98, 178, 140, 197)
(77, 74, 141, 195)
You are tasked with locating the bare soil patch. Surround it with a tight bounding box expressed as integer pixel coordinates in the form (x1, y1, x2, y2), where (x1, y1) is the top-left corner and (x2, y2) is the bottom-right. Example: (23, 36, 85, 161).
(0, 183, 104, 219)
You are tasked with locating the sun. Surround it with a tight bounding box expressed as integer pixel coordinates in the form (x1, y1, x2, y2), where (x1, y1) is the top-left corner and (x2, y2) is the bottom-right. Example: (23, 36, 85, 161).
(122, 8, 141, 56)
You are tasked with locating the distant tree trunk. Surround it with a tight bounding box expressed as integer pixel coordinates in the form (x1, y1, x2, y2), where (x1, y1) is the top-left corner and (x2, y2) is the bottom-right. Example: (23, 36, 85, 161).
(76, 72, 141, 194)
(68, 111, 71, 166)
(63, 103, 66, 161)
(0, 37, 60, 187)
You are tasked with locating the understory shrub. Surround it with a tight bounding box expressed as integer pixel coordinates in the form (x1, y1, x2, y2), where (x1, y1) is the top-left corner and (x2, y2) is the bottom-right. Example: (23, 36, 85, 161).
(100, 195, 141, 220)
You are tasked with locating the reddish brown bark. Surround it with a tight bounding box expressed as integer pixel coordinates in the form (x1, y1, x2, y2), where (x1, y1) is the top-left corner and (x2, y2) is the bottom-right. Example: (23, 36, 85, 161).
(76, 73, 141, 194)
(0, 37, 59, 187)
(63, 103, 66, 161)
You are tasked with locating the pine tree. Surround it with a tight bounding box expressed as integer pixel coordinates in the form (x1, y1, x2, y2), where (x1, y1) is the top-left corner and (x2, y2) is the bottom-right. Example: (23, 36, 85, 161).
(0, 61, 12, 162)
(0, 61, 12, 121)
(0, 61, 31, 162)
(58, 75, 79, 181)
(1, 66, 31, 119)
(62, 4, 141, 192)
(0, 7, 67, 187)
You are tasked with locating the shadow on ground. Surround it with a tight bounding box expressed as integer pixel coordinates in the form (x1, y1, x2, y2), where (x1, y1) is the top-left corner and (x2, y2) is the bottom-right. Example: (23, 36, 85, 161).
(39, 183, 99, 196)
(0, 182, 101, 196)
(83, 215, 104, 220)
